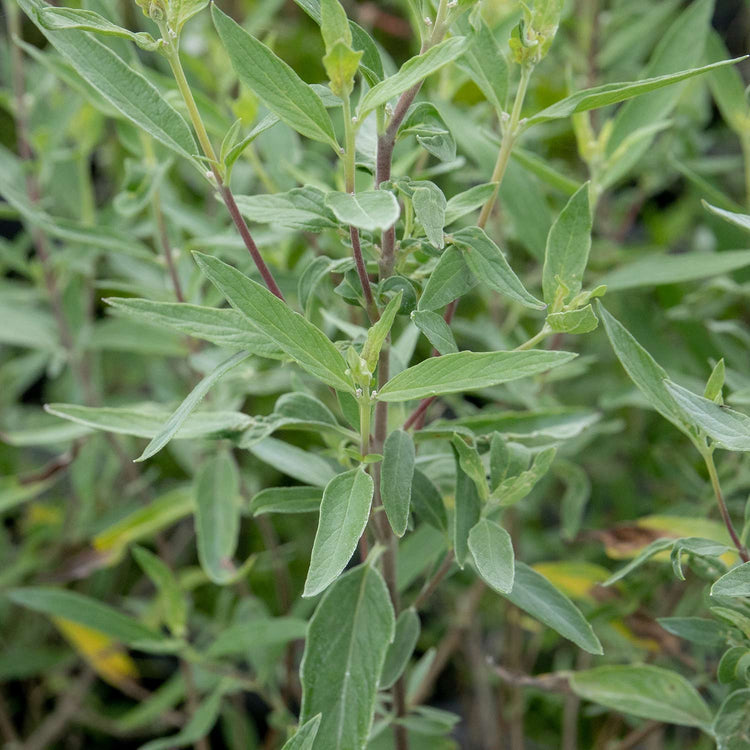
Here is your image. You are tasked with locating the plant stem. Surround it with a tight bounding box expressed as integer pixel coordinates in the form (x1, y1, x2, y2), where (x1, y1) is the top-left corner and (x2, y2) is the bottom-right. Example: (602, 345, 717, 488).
(477, 64, 534, 230)
(514, 325, 551, 351)
(412, 550, 454, 610)
(703, 449, 749, 562)
(342, 99, 379, 322)
(163, 42, 285, 301)
(142, 135, 185, 302)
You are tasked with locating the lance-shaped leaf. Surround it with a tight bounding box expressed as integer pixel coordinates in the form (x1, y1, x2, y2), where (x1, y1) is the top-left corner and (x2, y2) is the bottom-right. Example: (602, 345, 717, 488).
(452, 226, 545, 309)
(598, 304, 693, 438)
(380, 608, 420, 689)
(376, 350, 577, 402)
(137, 351, 251, 462)
(131, 546, 187, 637)
(712, 562, 750, 597)
(361, 292, 402, 373)
(525, 58, 743, 128)
(502, 563, 603, 654)
(418, 246, 478, 312)
(7, 588, 164, 645)
(140, 686, 225, 750)
(381, 430, 415, 537)
(303, 468, 374, 597)
(105, 298, 283, 357)
(445, 183, 498, 225)
(45, 403, 251, 439)
(412, 183, 447, 248)
(249, 486, 323, 516)
(457, 17, 508, 112)
(235, 186, 337, 233)
(665, 381, 750, 451)
(454, 448, 481, 568)
(39, 7, 161, 50)
(194, 452, 241, 584)
(599, 249, 750, 291)
(605, 0, 714, 158)
(411, 310, 458, 355)
(281, 715, 322, 750)
(194, 253, 353, 393)
(468, 519, 515, 594)
(300, 562, 395, 750)
(325, 190, 400, 232)
(358, 37, 469, 116)
(703, 201, 750, 233)
(713, 689, 750, 747)
(212, 5, 338, 148)
(571, 665, 712, 727)
(542, 183, 592, 305)
(18, 0, 197, 161)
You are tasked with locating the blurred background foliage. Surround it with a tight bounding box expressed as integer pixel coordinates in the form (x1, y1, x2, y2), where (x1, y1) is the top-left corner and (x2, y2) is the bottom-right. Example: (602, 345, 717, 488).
(1, 0, 750, 748)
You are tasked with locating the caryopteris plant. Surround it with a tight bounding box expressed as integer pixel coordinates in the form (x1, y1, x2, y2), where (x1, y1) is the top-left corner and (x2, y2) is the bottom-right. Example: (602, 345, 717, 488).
(3, 0, 750, 746)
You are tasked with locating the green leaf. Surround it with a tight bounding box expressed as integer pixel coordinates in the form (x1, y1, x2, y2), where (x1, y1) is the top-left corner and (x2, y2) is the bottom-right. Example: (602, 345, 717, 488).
(712, 562, 750, 597)
(468, 519, 514, 594)
(598, 304, 692, 438)
(376, 350, 577, 402)
(706, 31, 749, 135)
(140, 686, 224, 750)
(489, 446, 556, 508)
(194, 253, 353, 393)
(525, 59, 743, 128)
(45, 403, 251, 439)
(137, 351, 251, 462)
(325, 190, 400, 232)
(303, 468, 374, 597)
(18, 0, 197, 161)
(358, 37, 469, 117)
(207, 617, 308, 657)
(223, 113, 280, 179)
(281, 715, 322, 750)
(291, 0, 383, 84)
(713, 689, 750, 749)
(502, 563, 603, 654)
(246, 437, 336, 487)
(542, 183, 592, 306)
(249, 486, 323, 515)
(546, 304, 598, 334)
(320, 0, 351, 49)
(361, 292, 403, 373)
(105, 298, 283, 357)
(381, 430, 415, 537)
(703, 201, 750, 233)
(131, 546, 187, 637)
(444, 183, 498, 226)
(38, 7, 161, 50)
(411, 310, 458, 355)
(605, 0, 715, 159)
(380, 608, 420, 690)
(398, 102, 456, 163)
(300, 562, 395, 750)
(458, 17, 508, 112)
(212, 5, 338, 148)
(600, 249, 750, 291)
(657, 617, 727, 646)
(570, 665, 712, 727)
(452, 435, 488, 502)
(418, 246, 477, 312)
(7, 588, 164, 645)
(412, 184, 447, 249)
(665, 380, 750, 451)
(602, 538, 675, 586)
(194, 452, 241, 584)
(323, 41, 362, 98)
(411, 469, 448, 533)
(453, 448, 481, 568)
(452, 226, 545, 310)
(235, 186, 337, 232)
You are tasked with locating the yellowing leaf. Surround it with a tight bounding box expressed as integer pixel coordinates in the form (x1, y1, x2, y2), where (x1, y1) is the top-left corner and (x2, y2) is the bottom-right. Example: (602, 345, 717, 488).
(53, 618, 138, 687)
(532, 561, 609, 602)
